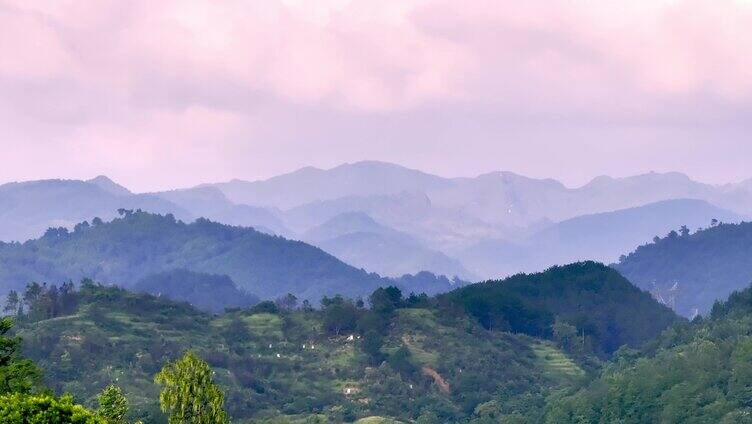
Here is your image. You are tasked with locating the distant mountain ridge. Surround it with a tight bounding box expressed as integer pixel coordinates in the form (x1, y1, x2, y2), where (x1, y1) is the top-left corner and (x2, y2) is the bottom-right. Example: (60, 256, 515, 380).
(206, 161, 451, 210)
(457, 199, 742, 278)
(205, 162, 752, 222)
(0, 210, 459, 301)
(0, 179, 189, 242)
(3, 161, 752, 280)
(205, 162, 752, 264)
(303, 212, 475, 279)
(0, 178, 290, 243)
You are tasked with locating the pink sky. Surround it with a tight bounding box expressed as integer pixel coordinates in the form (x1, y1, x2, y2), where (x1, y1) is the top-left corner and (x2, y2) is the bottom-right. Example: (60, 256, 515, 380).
(1, 0, 752, 191)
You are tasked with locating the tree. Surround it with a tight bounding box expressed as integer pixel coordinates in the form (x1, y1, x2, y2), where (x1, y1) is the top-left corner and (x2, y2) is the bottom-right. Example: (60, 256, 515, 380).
(23, 283, 43, 320)
(552, 318, 580, 354)
(222, 318, 250, 354)
(275, 293, 298, 311)
(0, 393, 104, 423)
(369, 286, 403, 314)
(388, 345, 417, 376)
(0, 317, 41, 395)
(3, 291, 19, 316)
(154, 351, 228, 424)
(321, 296, 359, 336)
(97, 384, 128, 424)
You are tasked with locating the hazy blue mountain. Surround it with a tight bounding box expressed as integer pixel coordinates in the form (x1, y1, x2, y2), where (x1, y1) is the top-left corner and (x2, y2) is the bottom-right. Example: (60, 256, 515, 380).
(207, 162, 752, 255)
(614, 220, 752, 317)
(153, 186, 290, 236)
(207, 161, 752, 220)
(0, 179, 190, 242)
(0, 210, 459, 301)
(207, 160, 451, 209)
(429, 171, 572, 228)
(284, 191, 506, 254)
(0, 176, 292, 243)
(133, 268, 259, 313)
(86, 175, 132, 196)
(4, 163, 752, 282)
(303, 212, 475, 279)
(457, 199, 742, 279)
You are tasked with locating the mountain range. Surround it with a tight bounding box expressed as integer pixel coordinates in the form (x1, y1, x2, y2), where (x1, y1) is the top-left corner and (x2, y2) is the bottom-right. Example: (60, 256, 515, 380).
(0, 210, 461, 302)
(1, 161, 750, 285)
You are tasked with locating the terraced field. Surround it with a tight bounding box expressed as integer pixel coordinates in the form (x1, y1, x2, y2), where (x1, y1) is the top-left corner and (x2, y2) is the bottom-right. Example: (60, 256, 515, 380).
(530, 341, 585, 379)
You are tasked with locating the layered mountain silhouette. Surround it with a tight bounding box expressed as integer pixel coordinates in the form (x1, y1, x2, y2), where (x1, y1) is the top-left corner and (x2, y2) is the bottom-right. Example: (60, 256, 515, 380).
(0, 178, 189, 242)
(0, 210, 389, 300)
(457, 199, 742, 278)
(2, 161, 751, 283)
(302, 212, 474, 279)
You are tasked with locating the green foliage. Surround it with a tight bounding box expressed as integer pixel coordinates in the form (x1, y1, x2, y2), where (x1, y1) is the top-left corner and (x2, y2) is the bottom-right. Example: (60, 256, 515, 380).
(546, 283, 752, 423)
(0, 317, 41, 395)
(96, 385, 128, 424)
(615, 221, 752, 316)
(447, 262, 679, 357)
(154, 351, 228, 424)
(16, 282, 588, 422)
(0, 393, 104, 423)
(369, 287, 403, 315)
(18, 281, 78, 323)
(321, 296, 360, 336)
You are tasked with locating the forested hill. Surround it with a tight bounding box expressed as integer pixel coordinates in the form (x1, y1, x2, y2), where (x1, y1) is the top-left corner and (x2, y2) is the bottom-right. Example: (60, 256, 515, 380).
(446, 262, 679, 357)
(7, 262, 682, 422)
(0, 210, 400, 300)
(614, 221, 752, 317)
(547, 283, 752, 423)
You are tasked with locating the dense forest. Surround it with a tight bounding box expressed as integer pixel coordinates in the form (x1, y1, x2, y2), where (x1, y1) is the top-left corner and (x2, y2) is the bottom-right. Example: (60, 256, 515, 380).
(547, 283, 752, 422)
(615, 221, 752, 317)
(447, 262, 679, 357)
(0, 210, 461, 302)
(0, 262, 684, 423)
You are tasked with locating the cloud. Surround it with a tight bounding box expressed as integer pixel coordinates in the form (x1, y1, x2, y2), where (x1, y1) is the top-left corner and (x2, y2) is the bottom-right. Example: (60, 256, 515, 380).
(1, 0, 752, 190)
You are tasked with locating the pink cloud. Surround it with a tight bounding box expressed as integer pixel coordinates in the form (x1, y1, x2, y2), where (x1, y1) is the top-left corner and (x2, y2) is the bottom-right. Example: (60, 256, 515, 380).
(1, 0, 752, 190)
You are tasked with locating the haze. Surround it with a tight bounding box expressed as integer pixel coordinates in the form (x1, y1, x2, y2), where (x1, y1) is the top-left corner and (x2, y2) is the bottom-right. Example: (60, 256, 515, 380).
(2, 0, 752, 191)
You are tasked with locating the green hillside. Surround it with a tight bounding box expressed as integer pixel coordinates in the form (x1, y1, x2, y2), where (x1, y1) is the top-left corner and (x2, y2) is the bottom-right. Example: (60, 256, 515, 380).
(615, 221, 752, 316)
(446, 262, 679, 357)
(546, 283, 752, 423)
(10, 281, 592, 423)
(0, 210, 393, 301)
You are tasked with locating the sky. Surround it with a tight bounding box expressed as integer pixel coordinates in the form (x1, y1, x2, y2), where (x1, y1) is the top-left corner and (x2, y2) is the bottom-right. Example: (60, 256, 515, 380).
(1, 0, 752, 192)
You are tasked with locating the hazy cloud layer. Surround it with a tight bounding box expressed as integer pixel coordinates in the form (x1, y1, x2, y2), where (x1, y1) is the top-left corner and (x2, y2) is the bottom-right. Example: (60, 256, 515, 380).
(2, 0, 752, 190)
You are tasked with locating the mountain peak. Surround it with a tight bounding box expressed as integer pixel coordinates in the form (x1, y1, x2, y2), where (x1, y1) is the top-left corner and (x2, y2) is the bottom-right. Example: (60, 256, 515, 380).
(87, 175, 131, 196)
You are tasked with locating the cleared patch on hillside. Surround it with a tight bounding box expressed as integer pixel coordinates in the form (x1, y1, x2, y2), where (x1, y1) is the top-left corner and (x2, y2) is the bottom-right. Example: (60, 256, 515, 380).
(530, 340, 585, 380)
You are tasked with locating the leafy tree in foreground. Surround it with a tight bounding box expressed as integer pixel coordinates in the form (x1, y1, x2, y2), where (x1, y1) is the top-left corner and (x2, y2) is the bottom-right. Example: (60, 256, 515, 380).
(97, 385, 128, 424)
(154, 351, 228, 424)
(0, 393, 104, 423)
(0, 317, 41, 395)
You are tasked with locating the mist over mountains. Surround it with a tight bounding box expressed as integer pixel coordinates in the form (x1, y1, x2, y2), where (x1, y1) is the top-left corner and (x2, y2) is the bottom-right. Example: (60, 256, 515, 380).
(1, 161, 749, 287)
